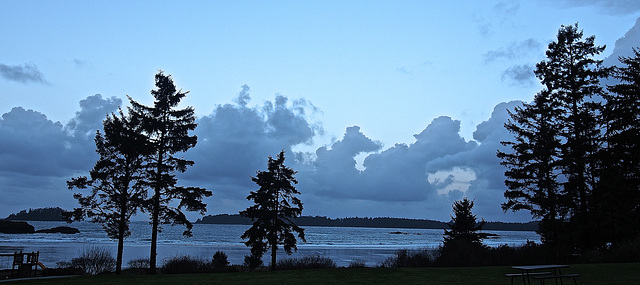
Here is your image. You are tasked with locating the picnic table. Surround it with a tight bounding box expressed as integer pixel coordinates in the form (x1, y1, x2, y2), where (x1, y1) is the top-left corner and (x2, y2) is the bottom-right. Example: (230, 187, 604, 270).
(507, 264, 580, 285)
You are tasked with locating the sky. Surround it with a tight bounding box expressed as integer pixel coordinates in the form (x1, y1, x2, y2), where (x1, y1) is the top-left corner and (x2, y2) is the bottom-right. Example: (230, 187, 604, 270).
(1, 0, 640, 223)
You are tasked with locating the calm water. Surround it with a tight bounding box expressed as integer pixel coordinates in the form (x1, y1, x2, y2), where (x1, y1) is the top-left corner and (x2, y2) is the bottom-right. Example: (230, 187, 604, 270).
(0, 221, 539, 267)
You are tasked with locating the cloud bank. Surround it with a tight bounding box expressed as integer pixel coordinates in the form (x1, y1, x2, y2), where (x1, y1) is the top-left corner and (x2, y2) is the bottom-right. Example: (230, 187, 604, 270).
(0, 94, 120, 215)
(0, 86, 531, 222)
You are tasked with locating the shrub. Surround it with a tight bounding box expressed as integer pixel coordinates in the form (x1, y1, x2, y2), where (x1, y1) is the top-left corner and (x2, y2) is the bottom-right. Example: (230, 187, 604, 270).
(276, 255, 336, 270)
(243, 254, 263, 270)
(70, 246, 116, 275)
(212, 251, 230, 271)
(348, 259, 367, 268)
(161, 255, 207, 274)
(127, 257, 149, 269)
(380, 248, 435, 268)
(437, 238, 488, 267)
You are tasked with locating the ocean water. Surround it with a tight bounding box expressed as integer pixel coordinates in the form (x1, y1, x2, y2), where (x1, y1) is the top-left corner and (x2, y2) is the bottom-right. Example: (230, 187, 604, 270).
(0, 221, 539, 268)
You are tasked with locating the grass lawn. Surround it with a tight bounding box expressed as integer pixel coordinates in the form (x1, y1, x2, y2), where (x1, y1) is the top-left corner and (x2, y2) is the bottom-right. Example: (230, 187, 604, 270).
(10, 263, 640, 285)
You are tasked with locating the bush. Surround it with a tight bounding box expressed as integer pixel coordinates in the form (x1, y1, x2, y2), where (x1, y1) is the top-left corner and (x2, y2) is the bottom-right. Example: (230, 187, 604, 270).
(127, 257, 149, 269)
(348, 259, 367, 268)
(69, 246, 116, 275)
(243, 254, 263, 270)
(276, 255, 336, 270)
(380, 249, 435, 268)
(212, 251, 230, 271)
(161, 255, 208, 274)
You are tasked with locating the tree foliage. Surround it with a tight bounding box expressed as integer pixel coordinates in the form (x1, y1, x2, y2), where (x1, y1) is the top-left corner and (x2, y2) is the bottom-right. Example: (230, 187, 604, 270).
(127, 71, 212, 272)
(498, 90, 566, 245)
(240, 150, 305, 270)
(439, 198, 486, 266)
(499, 23, 640, 252)
(595, 48, 640, 245)
(443, 198, 486, 247)
(66, 109, 149, 274)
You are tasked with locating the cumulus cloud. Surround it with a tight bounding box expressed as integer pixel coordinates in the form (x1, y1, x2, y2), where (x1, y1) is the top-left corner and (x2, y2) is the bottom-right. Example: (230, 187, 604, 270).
(66, 94, 122, 139)
(0, 63, 48, 84)
(483, 39, 541, 63)
(298, 117, 478, 216)
(183, 86, 322, 202)
(0, 95, 121, 217)
(501, 64, 535, 87)
(0, 89, 533, 222)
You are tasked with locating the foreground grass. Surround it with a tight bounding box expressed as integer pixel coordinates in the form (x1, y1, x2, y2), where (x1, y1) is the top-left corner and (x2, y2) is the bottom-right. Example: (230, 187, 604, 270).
(12, 263, 640, 285)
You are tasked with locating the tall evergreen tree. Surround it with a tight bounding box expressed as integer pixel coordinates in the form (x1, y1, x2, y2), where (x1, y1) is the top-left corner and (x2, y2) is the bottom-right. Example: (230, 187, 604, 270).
(240, 150, 305, 271)
(128, 71, 212, 272)
(596, 48, 640, 245)
(499, 90, 566, 245)
(66, 109, 149, 274)
(534, 23, 608, 249)
(443, 198, 486, 247)
(438, 198, 486, 266)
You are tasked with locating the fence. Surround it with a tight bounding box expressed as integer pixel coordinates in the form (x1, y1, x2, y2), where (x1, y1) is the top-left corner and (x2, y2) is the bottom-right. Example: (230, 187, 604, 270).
(0, 253, 14, 270)
(0, 251, 42, 278)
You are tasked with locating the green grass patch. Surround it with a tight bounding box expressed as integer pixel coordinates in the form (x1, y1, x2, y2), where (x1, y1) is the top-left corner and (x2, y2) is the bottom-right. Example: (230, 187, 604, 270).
(12, 263, 640, 285)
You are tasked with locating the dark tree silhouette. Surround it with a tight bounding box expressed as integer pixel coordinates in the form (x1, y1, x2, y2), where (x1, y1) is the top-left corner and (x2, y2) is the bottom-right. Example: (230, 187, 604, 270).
(595, 48, 640, 246)
(66, 109, 149, 274)
(439, 198, 486, 266)
(240, 150, 305, 271)
(499, 90, 566, 246)
(443, 198, 486, 247)
(499, 24, 609, 251)
(128, 71, 211, 273)
(535, 23, 608, 249)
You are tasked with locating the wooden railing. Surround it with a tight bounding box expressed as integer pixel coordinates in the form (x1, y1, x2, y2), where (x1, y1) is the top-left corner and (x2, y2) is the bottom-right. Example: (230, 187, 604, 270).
(0, 251, 44, 278)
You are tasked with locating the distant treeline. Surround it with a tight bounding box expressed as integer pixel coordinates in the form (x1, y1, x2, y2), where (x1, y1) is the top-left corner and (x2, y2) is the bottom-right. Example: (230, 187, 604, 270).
(196, 214, 539, 231)
(4, 207, 65, 221)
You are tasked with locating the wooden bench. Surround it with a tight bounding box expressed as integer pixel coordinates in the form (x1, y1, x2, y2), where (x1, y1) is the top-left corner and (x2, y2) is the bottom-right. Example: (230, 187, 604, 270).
(533, 273, 580, 285)
(505, 272, 552, 285)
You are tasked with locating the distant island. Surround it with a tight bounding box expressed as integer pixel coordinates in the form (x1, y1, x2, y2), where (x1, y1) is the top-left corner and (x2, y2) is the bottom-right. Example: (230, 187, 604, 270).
(4, 207, 65, 221)
(196, 214, 539, 231)
(4, 208, 539, 232)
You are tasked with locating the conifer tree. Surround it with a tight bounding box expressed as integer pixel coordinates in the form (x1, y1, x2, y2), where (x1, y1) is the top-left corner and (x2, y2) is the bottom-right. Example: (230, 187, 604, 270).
(596, 49, 640, 245)
(66, 109, 149, 274)
(438, 198, 486, 266)
(443, 198, 486, 247)
(499, 90, 565, 245)
(240, 150, 305, 271)
(128, 71, 211, 272)
(500, 24, 608, 250)
(535, 23, 607, 249)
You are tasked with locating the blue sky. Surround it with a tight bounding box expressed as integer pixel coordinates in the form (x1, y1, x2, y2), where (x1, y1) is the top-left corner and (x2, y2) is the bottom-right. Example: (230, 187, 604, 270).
(1, 1, 640, 222)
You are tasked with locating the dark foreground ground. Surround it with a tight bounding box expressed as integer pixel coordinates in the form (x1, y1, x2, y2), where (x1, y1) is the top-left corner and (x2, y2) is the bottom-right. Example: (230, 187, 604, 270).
(4, 263, 639, 285)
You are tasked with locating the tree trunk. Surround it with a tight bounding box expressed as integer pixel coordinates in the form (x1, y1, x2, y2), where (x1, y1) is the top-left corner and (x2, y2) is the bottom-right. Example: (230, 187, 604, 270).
(116, 209, 126, 274)
(270, 240, 277, 271)
(149, 191, 159, 274)
(149, 151, 163, 274)
(116, 229, 124, 274)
